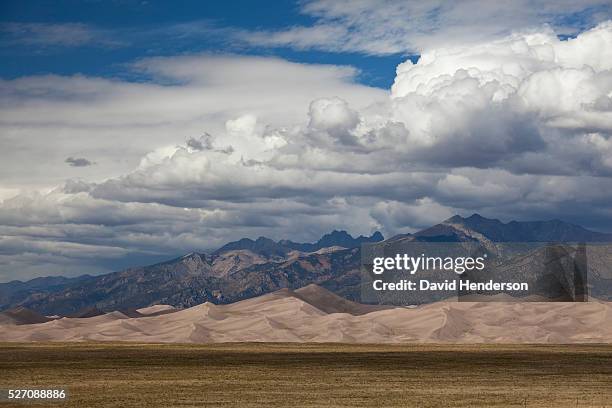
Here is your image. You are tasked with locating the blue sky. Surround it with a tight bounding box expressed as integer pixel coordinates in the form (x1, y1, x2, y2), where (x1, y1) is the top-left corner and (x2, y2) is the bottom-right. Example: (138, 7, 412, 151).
(3, 0, 608, 88)
(0, 0, 409, 88)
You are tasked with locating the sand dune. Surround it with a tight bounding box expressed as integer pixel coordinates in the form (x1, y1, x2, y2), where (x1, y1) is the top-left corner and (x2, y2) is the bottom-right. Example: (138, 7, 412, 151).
(0, 306, 52, 325)
(69, 307, 106, 318)
(136, 304, 176, 316)
(1, 285, 611, 343)
(294, 284, 393, 315)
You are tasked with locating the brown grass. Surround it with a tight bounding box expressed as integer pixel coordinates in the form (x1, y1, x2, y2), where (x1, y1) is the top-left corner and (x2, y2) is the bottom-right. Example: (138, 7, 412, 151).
(0, 343, 611, 407)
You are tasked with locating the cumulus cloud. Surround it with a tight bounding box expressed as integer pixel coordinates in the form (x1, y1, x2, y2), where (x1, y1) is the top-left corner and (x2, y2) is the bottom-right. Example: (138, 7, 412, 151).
(388, 22, 612, 174)
(307, 97, 361, 146)
(3, 22, 612, 280)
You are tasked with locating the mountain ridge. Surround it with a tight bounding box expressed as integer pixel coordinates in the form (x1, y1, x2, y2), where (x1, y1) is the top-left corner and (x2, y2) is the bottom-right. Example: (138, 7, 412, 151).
(215, 230, 384, 256)
(440, 214, 612, 242)
(2, 215, 612, 315)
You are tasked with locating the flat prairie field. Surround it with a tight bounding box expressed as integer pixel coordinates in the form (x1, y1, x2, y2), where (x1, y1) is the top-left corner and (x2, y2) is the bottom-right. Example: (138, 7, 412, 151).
(0, 343, 611, 408)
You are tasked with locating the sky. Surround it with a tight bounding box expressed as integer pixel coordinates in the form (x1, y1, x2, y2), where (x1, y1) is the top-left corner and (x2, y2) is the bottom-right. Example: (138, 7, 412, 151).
(1, 0, 612, 281)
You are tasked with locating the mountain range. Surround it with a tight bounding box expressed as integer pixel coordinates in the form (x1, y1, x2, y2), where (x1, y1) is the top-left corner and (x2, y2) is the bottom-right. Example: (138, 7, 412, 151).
(2, 214, 612, 315)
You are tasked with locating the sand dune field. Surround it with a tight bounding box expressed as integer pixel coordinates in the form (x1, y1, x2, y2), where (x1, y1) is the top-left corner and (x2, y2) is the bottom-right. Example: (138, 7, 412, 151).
(1, 285, 611, 343)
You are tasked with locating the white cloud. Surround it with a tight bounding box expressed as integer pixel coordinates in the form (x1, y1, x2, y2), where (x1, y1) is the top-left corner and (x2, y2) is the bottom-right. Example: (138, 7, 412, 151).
(370, 198, 456, 235)
(388, 22, 612, 173)
(0, 22, 120, 48)
(0, 55, 386, 192)
(237, 0, 612, 55)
